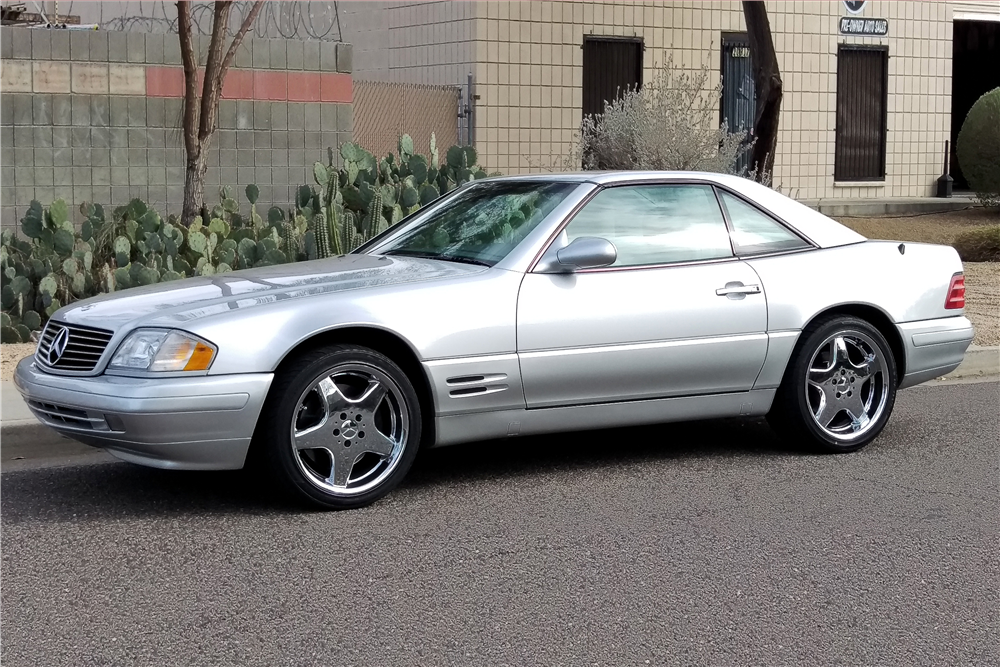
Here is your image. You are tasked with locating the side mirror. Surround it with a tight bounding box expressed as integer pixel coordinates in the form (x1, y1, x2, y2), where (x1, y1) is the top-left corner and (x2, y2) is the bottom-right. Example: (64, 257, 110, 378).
(535, 236, 617, 273)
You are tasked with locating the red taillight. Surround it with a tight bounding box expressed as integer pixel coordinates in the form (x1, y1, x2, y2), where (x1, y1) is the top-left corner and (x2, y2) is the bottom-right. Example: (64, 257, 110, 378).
(945, 273, 965, 310)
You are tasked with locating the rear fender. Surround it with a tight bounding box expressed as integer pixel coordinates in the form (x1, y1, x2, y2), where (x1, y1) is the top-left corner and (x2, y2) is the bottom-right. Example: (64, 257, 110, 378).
(747, 241, 965, 330)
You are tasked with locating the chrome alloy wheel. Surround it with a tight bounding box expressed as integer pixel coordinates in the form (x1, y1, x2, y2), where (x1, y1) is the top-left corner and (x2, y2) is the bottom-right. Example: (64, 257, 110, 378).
(805, 331, 889, 441)
(290, 363, 409, 496)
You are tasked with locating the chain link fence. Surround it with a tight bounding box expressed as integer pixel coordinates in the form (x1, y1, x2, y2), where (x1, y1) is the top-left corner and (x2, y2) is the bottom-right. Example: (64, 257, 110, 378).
(353, 80, 462, 159)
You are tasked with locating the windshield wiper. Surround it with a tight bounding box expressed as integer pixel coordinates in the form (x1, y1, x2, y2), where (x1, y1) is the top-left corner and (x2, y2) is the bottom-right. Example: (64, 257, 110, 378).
(437, 255, 492, 267)
(381, 250, 491, 267)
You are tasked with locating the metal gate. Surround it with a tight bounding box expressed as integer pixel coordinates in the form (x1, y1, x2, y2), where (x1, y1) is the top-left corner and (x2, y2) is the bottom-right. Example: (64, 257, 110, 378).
(720, 33, 756, 176)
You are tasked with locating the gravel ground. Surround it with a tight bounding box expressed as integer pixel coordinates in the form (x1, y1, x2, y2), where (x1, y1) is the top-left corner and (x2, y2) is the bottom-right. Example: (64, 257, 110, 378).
(0, 260, 995, 382)
(834, 207, 998, 246)
(1, 343, 34, 382)
(964, 262, 1000, 346)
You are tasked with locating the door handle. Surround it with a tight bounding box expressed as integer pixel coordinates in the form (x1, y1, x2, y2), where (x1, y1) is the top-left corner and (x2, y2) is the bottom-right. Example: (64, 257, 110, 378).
(716, 282, 761, 298)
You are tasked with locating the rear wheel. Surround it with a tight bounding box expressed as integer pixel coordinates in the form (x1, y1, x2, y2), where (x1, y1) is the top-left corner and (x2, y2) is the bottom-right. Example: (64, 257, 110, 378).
(768, 316, 897, 453)
(258, 345, 421, 509)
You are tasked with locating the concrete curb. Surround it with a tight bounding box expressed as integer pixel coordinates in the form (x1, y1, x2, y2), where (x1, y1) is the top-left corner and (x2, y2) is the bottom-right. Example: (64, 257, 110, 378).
(941, 344, 1000, 381)
(2, 380, 105, 464)
(800, 197, 977, 217)
(2, 347, 996, 468)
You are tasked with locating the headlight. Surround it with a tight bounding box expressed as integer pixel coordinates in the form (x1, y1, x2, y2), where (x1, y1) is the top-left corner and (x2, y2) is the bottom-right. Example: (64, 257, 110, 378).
(109, 329, 217, 372)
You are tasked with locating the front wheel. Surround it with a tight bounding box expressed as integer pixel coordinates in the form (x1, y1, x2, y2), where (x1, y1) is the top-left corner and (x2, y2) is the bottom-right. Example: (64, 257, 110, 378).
(258, 345, 422, 510)
(767, 316, 897, 453)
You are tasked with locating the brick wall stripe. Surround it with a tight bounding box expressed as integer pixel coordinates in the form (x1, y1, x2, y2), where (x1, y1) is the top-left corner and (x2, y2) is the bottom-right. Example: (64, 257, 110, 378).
(253, 70, 287, 101)
(0, 60, 32, 92)
(144, 65, 352, 102)
(287, 72, 322, 102)
(321, 73, 353, 104)
(221, 69, 253, 99)
(2, 60, 352, 103)
(146, 66, 185, 97)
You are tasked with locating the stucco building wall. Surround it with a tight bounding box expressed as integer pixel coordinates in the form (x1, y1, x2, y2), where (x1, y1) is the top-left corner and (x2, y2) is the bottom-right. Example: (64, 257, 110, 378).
(341, 0, 964, 200)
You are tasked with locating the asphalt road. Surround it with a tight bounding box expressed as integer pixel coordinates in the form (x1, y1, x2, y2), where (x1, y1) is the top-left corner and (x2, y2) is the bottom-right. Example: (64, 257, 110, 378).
(2, 381, 997, 667)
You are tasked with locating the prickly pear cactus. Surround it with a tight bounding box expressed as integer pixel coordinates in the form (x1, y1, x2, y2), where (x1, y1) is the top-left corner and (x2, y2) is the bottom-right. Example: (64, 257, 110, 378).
(0, 134, 502, 333)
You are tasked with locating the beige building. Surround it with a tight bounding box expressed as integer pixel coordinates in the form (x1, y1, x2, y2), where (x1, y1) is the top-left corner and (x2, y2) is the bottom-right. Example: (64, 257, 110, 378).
(341, 0, 1000, 201)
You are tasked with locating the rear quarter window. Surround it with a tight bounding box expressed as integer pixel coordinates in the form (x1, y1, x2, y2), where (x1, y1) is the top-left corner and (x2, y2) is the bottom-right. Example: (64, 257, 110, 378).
(719, 190, 811, 255)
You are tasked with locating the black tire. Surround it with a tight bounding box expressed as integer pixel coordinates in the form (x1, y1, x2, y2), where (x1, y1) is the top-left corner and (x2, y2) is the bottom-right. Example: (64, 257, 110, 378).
(767, 315, 897, 453)
(256, 344, 422, 510)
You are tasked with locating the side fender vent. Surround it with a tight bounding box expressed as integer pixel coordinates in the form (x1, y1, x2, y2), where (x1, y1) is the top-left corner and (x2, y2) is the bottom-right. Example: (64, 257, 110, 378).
(446, 375, 486, 385)
(446, 372, 509, 399)
(449, 385, 509, 398)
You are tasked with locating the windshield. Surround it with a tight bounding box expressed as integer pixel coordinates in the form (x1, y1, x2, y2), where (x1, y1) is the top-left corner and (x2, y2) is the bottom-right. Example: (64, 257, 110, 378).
(374, 181, 577, 266)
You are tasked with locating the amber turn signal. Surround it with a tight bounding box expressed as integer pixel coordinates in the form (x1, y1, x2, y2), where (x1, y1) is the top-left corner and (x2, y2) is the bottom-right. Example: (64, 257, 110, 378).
(184, 342, 217, 371)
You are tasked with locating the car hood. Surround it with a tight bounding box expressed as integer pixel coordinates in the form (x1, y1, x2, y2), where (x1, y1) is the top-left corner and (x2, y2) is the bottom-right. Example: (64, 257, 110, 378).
(55, 254, 487, 332)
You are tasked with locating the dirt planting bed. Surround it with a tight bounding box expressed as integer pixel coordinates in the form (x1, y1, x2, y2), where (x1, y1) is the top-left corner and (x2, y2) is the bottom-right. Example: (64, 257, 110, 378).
(2, 343, 35, 382)
(834, 206, 998, 247)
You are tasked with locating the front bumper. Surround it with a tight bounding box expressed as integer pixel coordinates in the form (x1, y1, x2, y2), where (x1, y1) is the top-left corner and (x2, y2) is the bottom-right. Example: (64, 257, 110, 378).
(13, 356, 273, 470)
(897, 315, 975, 389)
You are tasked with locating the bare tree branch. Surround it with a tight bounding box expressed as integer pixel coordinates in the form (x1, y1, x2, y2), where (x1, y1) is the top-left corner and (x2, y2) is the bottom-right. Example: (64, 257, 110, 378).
(220, 1, 264, 81)
(198, 0, 233, 141)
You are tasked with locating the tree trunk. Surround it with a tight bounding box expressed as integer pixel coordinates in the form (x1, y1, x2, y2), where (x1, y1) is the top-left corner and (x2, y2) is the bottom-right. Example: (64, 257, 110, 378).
(177, 1, 203, 226)
(742, 1, 783, 183)
(182, 151, 208, 225)
(176, 1, 264, 226)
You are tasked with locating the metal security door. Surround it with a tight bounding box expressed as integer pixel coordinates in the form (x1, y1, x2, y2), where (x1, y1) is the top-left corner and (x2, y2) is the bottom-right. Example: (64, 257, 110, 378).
(834, 46, 888, 181)
(721, 34, 756, 176)
(582, 37, 643, 118)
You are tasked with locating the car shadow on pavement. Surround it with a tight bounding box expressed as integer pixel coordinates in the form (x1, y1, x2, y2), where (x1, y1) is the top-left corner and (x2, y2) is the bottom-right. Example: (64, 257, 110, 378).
(1, 417, 791, 522)
(403, 416, 791, 491)
(0, 462, 289, 524)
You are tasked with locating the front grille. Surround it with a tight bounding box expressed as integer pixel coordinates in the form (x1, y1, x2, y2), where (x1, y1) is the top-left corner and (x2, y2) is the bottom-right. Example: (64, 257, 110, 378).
(35, 321, 114, 373)
(27, 400, 110, 431)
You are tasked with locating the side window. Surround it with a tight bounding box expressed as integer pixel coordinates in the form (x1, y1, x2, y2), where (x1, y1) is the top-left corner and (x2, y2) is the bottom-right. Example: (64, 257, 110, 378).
(718, 190, 811, 255)
(564, 184, 733, 267)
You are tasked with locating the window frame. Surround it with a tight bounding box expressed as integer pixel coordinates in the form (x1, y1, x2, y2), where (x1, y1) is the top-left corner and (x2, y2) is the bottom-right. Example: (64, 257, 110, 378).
(834, 44, 890, 183)
(528, 179, 818, 274)
(714, 186, 815, 257)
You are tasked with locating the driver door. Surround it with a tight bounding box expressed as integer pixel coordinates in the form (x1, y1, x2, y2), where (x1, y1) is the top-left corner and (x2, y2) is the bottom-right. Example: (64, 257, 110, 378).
(516, 183, 769, 409)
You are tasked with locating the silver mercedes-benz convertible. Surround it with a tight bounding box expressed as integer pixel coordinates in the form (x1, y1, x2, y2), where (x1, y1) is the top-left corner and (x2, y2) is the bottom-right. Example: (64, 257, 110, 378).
(15, 172, 974, 509)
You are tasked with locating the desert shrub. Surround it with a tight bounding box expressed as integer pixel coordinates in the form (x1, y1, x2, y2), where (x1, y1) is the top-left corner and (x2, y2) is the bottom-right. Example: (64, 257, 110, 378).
(572, 57, 754, 178)
(952, 225, 1000, 262)
(956, 87, 1000, 208)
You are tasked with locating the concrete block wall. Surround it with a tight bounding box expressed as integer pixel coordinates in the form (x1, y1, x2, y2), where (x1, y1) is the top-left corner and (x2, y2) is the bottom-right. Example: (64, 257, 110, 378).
(0, 27, 354, 229)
